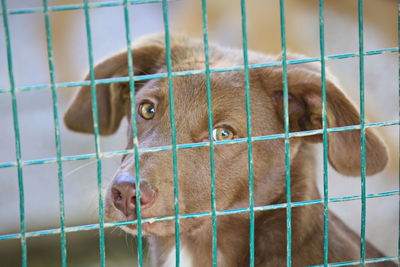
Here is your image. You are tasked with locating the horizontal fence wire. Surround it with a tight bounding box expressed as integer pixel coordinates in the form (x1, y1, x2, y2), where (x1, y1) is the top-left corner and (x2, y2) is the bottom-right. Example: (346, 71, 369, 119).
(0, 0, 174, 16)
(0, 121, 398, 169)
(0, 47, 397, 94)
(308, 256, 398, 267)
(1, 190, 398, 241)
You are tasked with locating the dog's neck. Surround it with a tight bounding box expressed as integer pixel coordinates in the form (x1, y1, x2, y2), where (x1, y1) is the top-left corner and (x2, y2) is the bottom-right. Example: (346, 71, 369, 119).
(148, 144, 323, 266)
(147, 203, 323, 267)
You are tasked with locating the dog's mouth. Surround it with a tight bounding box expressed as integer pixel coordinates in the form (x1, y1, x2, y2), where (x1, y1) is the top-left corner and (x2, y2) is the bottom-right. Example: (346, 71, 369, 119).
(106, 211, 159, 236)
(121, 221, 151, 236)
(105, 194, 178, 237)
(116, 216, 179, 237)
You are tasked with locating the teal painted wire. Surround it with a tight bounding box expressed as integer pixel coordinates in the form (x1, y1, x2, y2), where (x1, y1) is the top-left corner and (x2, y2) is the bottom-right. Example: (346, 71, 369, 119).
(357, 1, 367, 266)
(309, 256, 397, 267)
(0, 121, 398, 169)
(398, 0, 400, 263)
(122, 1, 143, 265)
(42, 0, 67, 266)
(397, 0, 400, 264)
(0, 189, 398, 241)
(1, 0, 27, 265)
(279, 0, 292, 265)
(200, 0, 218, 265)
(0, 0, 169, 16)
(240, 0, 255, 265)
(0, 47, 398, 95)
(82, 1, 106, 266)
(318, 0, 329, 265)
(161, 0, 181, 265)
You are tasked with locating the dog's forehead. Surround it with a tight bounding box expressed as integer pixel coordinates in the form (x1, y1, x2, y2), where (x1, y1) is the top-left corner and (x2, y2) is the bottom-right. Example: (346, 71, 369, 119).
(137, 49, 275, 121)
(168, 71, 247, 110)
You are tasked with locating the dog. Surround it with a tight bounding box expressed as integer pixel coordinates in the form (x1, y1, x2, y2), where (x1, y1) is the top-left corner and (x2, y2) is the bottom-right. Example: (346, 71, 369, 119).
(64, 34, 394, 266)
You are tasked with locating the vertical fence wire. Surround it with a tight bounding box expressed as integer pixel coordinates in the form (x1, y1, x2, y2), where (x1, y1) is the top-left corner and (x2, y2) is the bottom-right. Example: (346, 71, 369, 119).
(398, 0, 400, 264)
(161, 1, 181, 265)
(122, 1, 144, 266)
(0, 0, 27, 266)
(42, 1, 67, 266)
(200, 0, 218, 266)
(239, 1, 255, 266)
(357, 0, 367, 266)
(279, 0, 292, 266)
(318, 0, 330, 265)
(82, 1, 106, 266)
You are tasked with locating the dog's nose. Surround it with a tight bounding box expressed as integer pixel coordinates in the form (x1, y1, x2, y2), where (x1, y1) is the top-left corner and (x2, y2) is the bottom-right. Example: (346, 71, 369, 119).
(111, 173, 156, 217)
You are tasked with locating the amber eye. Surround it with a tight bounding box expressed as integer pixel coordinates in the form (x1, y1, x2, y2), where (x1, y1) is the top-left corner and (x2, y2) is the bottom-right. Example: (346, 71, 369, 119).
(212, 127, 234, 141)
(138, 102, 156, 120)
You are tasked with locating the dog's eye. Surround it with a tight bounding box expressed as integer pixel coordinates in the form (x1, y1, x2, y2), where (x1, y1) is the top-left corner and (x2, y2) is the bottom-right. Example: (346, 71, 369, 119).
(212, 127, 234, 141)
(139, 102, 156, 120)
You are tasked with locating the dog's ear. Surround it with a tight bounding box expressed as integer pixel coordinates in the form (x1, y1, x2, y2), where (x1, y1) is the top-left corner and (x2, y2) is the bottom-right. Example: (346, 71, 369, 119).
(270, 63, 388, 176)
(64, 44, 164, 135)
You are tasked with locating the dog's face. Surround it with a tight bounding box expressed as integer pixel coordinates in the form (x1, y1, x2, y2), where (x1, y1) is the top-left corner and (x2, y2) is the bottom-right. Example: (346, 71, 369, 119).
(103, 68, 290, 236)
(64, 35, 388, 237)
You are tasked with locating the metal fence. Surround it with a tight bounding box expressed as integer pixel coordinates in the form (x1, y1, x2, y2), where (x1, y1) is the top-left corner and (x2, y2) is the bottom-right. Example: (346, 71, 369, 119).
(0, 0, 399, 266)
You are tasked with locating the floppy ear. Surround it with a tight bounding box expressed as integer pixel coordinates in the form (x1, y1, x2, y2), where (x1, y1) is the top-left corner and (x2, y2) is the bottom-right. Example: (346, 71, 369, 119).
(64, 43, 164, 135)
(271, 63, 388, 176)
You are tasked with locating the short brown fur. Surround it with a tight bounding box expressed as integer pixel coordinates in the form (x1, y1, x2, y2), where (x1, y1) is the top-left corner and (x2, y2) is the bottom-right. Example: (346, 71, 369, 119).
(64, 34, 393, 266)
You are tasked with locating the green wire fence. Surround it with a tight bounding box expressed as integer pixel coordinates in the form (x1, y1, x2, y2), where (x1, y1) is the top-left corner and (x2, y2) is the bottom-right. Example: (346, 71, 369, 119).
(1, 0, 399, 267)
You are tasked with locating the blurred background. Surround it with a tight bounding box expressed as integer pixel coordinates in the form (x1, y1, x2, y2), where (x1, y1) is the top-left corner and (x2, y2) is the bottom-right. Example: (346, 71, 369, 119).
(0, 0, 398, 266)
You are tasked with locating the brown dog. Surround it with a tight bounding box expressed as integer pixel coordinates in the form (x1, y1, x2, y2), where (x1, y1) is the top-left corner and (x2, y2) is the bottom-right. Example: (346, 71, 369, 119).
(64, 34, 394, 266)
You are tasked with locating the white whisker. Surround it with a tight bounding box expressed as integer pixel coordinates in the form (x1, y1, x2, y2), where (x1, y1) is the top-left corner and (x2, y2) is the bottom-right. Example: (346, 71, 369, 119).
(64, 160, 97, 178)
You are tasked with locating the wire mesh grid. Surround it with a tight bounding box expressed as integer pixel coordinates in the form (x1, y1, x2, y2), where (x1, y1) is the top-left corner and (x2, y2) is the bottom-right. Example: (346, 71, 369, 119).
(0, 0, 399, 266)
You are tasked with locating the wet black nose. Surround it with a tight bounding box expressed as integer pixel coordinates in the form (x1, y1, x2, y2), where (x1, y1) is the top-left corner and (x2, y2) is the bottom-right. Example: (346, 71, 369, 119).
(111, 173, 156, 217)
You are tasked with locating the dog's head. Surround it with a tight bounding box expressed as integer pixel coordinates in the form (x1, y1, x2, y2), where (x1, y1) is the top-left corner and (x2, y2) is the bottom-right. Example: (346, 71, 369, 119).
(64, 35, 388, 237)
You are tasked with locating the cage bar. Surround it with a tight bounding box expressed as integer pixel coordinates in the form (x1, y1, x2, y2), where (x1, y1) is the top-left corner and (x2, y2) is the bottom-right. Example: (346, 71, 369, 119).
(357, 1, 367, 266)
(318, 0, 330, 265)
(0, 190, 398, 241)
(161, 0, 181, 265)
(0, 121, 398, 170)
(82, 1, 106, 265)
(0, 0, 168, 16)
(200, 0, 218, 265)
(239, 0, 256, 266)
(278, 0, 292, 265)
(0, 47, 397, 95)
(1, 0, 28, 266)
(121, 0, 144, 265)
(309, 256, 398, 267)
(398, 0, 400, 263)
(42, 0, 67, 266)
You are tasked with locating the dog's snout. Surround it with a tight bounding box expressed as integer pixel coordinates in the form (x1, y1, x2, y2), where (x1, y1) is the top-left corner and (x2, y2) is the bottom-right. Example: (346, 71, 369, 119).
(111, 173, 157, 217)
(111, 173, 136, 217)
